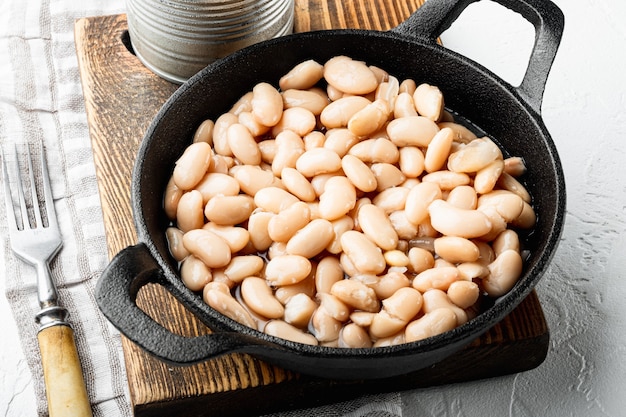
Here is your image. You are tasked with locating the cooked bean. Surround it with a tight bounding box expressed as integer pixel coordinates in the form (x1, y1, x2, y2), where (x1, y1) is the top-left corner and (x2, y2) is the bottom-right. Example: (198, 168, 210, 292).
(310, 172, 343, 197)
(364, 270, 410, 300)
(447, 137, 502, 173)
(279, 59, 324, 90)
(330, 279, 380, 313)
(183, 229, 232, 268)
(358, 203, 399, 251)
(384, 250, 410, 267)
(413, 83, 444, 122)
(304, 130, 326, 150)
(202, 223, 250, 253)
(310, 307, 342, 342)
(320, 96, 371, 128)
(342, 154, 378, 192)
(434, 236, 480, 263)
(372, 186, 409, 214)
(446, 185, 477, 210)
(227, 123, 261, 165)
(204, 194, 255, 226)
(241, 277, 284, 319)
(230, 165, 280, 196)
(348, 138, 400, 164)
(348, 99, 391, 137)
(370, 287, 423, 338)
(386, 116, 440, 147)
(176, 190, 205, 234)
(497, 172, 532, 203)
(173, 142, 213, 190)
(456, 262, 489, 281)
(265, 255, 312, 286)
(324, 56, 378, 95)
(512, 201, 537, 229)
(264, 320, 318, 345)
(204, 286, 257, 328)
(388, 210, 418, 240)
(193, 119, 214, 144)
(223, 255, 264, 283)
(399, 78, 417, 94)
(483, 249, 523, 297)
(339, 323, 372, 348)
(164, 177, 183, 220)
(229, 91, 253, 115)
(405, 308, 457, 342)
(194, 172, 240, 203)
(413, 266, 460, 292)
(166, 227, 189, 262)
(238, 111, 270, 137)
(212, 112, 237, 156)
(326, 215, 355, 254)
(286, 218, 334, 258)
(180, 255, 212, 291)
(478, 190, 525, 223)
(394, 92, 418, 118)
(339, 230, 385, 275)
(254, 186, 299, 213)
(315, 256, 345, 294)
(318, 176, 356, 221)
(324, 128, 360, 157)
(271, 106, 317, 137)
(296, 147, 342, 177)
(421, 289, 467, 325)
(283, 293, 318, 328)
(447, 280, 480, 309)
(407, 247, 435, 274)
(274, 271, 316, 304)
(267, 201, 311, 243)
(252, 82, 283, 127)
(503, 156, 527, 177)
(370, 163, 406, 191)
(405, 182, 442, 225)
(424, 127, 454, 173)
(437, 121, 477, 143)
(317, 292, 351, 322)
(246, 210, 273, 251)
(428, 199, 492, 238)
(474, 159, 504, 194)
(398, 146, 425, 178)
(282, 88, 329, 115)
(375, 75, 398, 104)
(422, 170, 470, 190)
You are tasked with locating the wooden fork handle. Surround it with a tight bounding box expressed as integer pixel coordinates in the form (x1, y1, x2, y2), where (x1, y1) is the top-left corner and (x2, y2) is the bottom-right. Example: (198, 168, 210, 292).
(37, 324, 93, 417)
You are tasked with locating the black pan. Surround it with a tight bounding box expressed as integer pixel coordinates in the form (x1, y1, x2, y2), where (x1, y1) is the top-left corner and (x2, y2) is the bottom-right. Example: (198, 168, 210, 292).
(96, 0, 566, 380)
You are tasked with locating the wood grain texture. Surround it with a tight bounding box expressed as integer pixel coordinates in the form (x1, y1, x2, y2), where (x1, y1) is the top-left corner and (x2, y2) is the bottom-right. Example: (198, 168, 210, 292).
(75, 2, 549, 416)
(38, 325, 93, 417)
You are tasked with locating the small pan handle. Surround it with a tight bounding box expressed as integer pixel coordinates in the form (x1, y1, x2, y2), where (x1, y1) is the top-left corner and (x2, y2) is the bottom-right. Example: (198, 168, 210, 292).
(393, 0, 564, 114)
(96, 244, 262, 365)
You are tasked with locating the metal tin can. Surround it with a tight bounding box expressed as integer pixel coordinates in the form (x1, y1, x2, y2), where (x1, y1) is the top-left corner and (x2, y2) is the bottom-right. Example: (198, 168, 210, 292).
(126, 0, 295, 84)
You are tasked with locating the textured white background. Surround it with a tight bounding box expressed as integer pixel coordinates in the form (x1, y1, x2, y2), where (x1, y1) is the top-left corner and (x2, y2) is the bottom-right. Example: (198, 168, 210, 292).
(2, 0, 625, 416)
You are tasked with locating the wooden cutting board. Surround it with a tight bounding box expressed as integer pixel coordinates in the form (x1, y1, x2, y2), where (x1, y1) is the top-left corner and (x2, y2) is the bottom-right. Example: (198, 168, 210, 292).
(75, 2, 550, 416)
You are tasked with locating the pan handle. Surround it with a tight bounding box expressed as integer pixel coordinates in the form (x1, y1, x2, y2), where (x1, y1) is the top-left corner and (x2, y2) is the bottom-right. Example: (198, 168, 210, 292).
(96, 244, 265, 365)
(393, 0, 564, 114)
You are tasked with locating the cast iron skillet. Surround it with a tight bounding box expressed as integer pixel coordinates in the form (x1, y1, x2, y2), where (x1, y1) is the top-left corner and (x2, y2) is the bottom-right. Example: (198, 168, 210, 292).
(96, 0, 566, 380)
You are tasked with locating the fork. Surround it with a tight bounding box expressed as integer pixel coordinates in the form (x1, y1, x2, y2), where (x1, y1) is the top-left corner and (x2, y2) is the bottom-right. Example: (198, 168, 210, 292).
(2, 142, 93, 417)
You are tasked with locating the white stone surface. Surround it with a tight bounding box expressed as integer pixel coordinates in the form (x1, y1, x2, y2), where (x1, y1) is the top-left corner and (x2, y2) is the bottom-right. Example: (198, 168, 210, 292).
(1, 0, 625, 416)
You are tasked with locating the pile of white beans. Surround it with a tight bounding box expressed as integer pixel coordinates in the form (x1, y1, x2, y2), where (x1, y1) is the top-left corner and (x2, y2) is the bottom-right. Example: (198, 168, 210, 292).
(163, 56, 536, 348)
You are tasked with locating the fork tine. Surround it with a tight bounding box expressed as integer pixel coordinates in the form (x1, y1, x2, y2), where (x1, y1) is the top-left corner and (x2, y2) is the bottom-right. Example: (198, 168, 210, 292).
(13, 145, 32, 230)
(26, 145, 44, 229)
(1, 147, 18, 233)
(38, 142, 58, 230)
